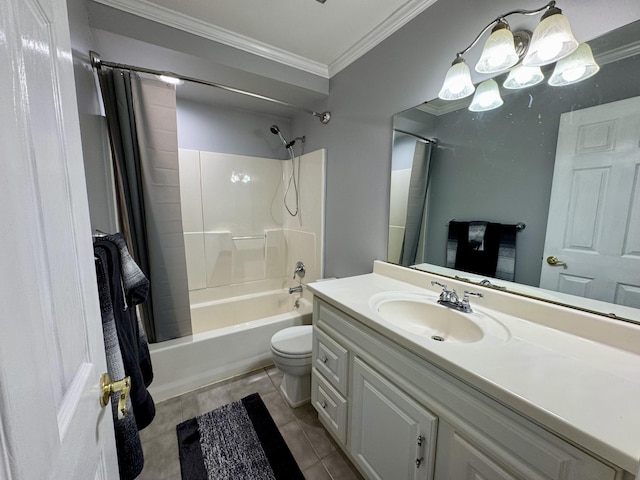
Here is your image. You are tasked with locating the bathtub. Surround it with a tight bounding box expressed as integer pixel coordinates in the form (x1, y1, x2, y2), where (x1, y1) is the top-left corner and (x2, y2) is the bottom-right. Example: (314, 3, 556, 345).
(148, 290, 312, 402)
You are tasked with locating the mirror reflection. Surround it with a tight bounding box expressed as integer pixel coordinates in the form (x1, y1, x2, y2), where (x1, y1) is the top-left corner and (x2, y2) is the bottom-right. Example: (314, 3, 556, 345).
(389, 19, 640, 319)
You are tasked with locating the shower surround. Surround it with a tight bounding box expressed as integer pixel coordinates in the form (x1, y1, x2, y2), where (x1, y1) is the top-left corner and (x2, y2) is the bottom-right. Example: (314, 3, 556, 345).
(147, 148, 325, 401)
(178, 148, 325, 306)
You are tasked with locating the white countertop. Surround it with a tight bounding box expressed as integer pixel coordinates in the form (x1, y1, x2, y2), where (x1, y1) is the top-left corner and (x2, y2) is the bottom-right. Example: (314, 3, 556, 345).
(308, 263, 640, 474)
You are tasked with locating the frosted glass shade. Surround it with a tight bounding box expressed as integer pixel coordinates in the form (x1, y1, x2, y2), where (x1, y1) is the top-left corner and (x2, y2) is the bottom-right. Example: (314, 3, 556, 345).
(503, 65, 544, 89)
(475, 26, 519, 73)
(438, 59, 475, 100)
(548, 43, 600, 86)
(468, 79, 503, 112)
(523, 11, 579, 67)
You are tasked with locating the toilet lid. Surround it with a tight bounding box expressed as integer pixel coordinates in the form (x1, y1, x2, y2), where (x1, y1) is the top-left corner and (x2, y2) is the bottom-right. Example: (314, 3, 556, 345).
(271, 325, 312, 355)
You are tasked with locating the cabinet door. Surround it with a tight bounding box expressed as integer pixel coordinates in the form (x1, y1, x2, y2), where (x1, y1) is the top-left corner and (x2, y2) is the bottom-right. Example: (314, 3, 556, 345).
(435, 422, 519, 480)
(350, 358, 437, 480)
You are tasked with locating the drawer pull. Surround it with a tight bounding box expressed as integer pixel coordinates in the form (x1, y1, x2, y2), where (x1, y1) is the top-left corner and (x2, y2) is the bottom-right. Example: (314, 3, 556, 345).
(416, 457, 423, 468)
(320, 356, 328, 364)
(320, 401, 327, 409)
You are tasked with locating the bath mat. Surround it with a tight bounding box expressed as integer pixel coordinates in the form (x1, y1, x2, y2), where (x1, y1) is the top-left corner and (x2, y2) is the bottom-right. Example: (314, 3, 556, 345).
(176, 393, 304, 480)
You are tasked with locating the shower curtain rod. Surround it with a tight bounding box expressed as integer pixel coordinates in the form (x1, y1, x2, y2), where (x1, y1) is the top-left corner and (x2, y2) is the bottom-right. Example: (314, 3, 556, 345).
(89, 51, 331, 124)
(393, 129, 436, 143)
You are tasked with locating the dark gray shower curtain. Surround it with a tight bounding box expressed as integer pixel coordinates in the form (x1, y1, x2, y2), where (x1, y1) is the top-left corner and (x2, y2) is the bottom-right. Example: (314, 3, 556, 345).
(399, 140, 436, 266)
(98, 69, 191, 342)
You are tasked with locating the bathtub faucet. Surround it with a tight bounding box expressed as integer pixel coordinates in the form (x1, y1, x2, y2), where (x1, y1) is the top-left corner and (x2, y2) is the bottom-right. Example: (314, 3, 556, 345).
(289, 285, 303, 294)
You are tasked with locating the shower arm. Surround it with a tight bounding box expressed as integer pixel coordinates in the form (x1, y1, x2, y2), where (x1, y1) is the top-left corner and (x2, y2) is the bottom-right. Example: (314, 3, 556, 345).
(90, 51, 331, 124)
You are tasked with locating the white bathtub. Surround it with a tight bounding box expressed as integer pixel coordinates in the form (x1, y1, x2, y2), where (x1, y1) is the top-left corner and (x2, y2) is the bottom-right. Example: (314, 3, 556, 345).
(148, 290, 312, 402)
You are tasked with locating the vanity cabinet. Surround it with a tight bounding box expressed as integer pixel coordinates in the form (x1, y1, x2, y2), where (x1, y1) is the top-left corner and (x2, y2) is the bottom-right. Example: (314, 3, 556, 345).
(311, 297, 625, 480)
(350, 357, 437, 480)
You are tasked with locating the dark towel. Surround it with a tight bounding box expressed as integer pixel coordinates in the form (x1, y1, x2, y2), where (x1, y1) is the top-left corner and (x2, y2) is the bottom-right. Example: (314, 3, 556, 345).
(447, 221, 517, 281)
(95, 249, 144, 480)
(94, 237, 155, 430)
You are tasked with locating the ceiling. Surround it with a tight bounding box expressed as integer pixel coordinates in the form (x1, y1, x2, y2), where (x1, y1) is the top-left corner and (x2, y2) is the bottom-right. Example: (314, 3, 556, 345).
(91, 0, 438, 78)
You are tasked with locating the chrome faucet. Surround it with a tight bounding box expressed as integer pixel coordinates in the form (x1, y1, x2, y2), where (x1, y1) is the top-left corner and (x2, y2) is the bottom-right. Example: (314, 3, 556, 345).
(293, 261, 306, 280)
(430, 281, 483, 313)
(289, 285, 303, 294)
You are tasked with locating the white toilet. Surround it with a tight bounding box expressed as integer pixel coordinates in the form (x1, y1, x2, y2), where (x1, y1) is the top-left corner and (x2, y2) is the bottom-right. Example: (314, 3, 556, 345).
(270, 325, 313, 407)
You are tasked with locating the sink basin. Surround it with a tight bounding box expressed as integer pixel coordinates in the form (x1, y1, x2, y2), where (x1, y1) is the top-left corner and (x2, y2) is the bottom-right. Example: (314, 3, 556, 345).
(369, 292, 509, 344)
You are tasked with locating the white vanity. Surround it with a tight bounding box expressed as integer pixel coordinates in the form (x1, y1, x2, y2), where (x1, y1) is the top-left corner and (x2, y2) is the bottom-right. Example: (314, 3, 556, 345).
(307, 261, 640, 480)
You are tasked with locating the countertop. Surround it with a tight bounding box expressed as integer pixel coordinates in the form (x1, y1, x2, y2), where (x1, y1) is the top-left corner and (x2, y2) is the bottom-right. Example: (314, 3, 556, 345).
(307, 262, 640, 474)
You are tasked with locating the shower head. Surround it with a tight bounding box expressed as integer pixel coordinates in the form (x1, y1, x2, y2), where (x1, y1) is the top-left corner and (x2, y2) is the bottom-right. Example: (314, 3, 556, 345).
(270, 124, 291, 149)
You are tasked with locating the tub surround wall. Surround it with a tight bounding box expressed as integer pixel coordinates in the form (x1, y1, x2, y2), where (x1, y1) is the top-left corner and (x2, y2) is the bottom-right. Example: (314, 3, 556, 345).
(178, 148, 325, 307)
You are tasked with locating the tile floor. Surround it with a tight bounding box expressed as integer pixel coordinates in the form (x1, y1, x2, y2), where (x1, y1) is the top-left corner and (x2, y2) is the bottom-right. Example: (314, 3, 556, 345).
(137, 366, 364, 480)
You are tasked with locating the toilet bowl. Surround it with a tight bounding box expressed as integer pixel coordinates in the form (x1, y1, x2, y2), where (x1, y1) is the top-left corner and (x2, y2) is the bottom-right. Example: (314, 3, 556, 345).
(270, 325, 313, 407)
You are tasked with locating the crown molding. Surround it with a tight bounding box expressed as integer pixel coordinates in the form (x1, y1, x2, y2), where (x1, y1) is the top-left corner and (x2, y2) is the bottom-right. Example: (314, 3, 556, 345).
(91, 0, 330, 78)
(92, 0, 437, 79)
(328, 0, 438, 77)
(595, 38, 640, 66)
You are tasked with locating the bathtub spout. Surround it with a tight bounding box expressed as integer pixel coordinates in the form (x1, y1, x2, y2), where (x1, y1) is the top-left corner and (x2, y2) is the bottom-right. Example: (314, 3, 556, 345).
(289, 285, 303, 294)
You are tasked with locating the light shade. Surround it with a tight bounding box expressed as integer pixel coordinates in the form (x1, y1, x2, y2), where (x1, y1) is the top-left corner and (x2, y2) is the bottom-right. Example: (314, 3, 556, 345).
(475, 22, 519, 74)
(548, 42, 600, 86)
(468, 79, 503, 112)
(523, 9, 579, 67)
(503, 65, 544, 89)
(438, 58, 475, 100)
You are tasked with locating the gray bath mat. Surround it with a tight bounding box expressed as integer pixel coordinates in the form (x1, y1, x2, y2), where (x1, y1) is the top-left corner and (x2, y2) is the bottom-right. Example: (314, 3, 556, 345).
(176, 393, 304, 480)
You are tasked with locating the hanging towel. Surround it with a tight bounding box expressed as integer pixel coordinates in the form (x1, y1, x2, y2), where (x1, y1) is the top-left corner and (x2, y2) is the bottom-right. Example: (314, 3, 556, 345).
(95, 249, 144, 480)
(94, 237, 155, 432)
(446, 221, 517, 281)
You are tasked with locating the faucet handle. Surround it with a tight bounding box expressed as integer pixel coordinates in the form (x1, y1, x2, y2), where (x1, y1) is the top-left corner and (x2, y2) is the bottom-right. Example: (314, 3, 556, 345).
(293, 261, 306, 279)
(431, 281, 447, 290)
(463, 290, 483, 300)
(461, 290, 483, 312)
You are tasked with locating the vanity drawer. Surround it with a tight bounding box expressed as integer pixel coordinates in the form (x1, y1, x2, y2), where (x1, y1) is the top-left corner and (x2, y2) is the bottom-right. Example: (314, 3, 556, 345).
(313, 326, 349, 394)
(312, 367, 347, 444)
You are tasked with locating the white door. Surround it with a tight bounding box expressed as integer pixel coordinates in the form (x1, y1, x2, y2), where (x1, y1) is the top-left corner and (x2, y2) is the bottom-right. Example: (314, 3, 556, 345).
(540, 96, 640, 308)
(0, 0, 119, 479)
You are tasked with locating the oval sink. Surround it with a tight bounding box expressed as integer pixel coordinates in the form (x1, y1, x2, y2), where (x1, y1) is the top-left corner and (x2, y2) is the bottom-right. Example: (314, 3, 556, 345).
(376, 299, 483, 343)
(369, 292, 509, 344)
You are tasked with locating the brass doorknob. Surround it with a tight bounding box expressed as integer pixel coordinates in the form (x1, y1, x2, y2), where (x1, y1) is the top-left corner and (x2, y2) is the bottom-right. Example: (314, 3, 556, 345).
(100, 373, 131, 417)
(546, 256, 567, 268)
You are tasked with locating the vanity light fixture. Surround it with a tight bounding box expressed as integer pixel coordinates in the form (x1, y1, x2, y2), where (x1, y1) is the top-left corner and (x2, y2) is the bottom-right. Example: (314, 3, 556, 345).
(475, 20, 521, 74)
(468, 79, 504, 112)
(439, 1, 587, 101)
(548, 42, 600, 86)
(522, 5, 579, 67)
(437, 56, 475, 100)
(503, 65, 544, 89)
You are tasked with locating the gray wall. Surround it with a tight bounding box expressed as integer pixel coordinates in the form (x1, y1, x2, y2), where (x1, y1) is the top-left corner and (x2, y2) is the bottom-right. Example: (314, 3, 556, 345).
(292, 0, 640, 279)
(176, 99, 293, 159)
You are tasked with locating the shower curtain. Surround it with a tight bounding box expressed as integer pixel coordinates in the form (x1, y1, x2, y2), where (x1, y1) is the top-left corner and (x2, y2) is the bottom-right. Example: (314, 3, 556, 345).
(399, 139, 436, 266)
(98, 69, 192, 342)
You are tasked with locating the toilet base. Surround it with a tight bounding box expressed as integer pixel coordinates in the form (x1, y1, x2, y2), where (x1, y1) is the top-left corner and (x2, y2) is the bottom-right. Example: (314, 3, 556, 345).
(280, 373, 311, 408)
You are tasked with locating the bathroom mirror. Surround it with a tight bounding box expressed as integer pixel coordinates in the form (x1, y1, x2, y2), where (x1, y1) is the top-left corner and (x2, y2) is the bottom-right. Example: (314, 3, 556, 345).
(389, 19, 640, 322)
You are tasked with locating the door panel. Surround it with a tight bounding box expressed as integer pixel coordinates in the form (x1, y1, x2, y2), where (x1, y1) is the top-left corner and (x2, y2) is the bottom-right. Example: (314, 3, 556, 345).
(541, 96, 640, 308)
(0, 0, 118, 478)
